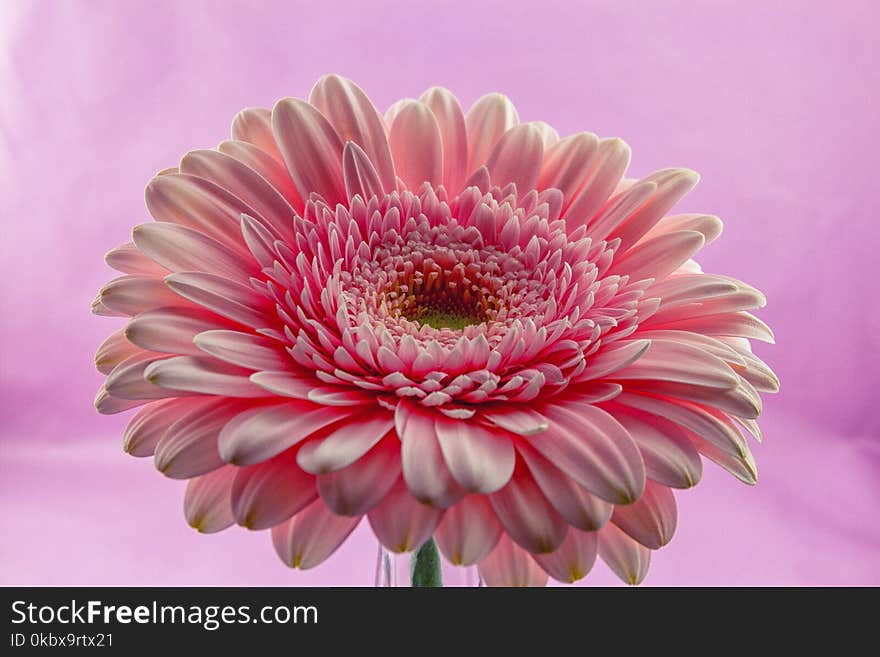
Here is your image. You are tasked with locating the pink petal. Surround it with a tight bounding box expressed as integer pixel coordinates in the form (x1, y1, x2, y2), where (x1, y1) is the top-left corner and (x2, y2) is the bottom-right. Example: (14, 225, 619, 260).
(218, 139, 303, 211)
(579, 339, 650, 381)
(98, 275, 184, 317)
(564, 137, 631, 228)
(183, 464, 238, 533)
(517, 440, 613, 531)
(609, 230, 706, 282)
(125, 306, 227, 356)
(153, 398, 242, 479)
(231, 448, 317, 530)
(489, 461, 569, 554)
(248, 371, 313, 399)
(688, 429, 758, 485)
(482, 407, 550, 436)
(296, 411, 394, 474)
(271, 499, 361, 569)
(230, 107, 283, 162)
(95, 328, 138, 374)
(218, 401, 351, 466)
(649, 287, 767, 324)
(538, 132, 599, 209)
(465, 93, 519, 172)
(94, 387, 149, 415)
(252, 372, 376, 408)
(485, 123, 544, 194)
(639, 212, 723, 245)
(586, 179, 657, 243)
(105, 352, 172, 400)
(463, 165, 491, 192)
(104, 241, 167, 276)
(144, 355, 269, 398)
(342, 141, 384, 201)
(92, 298, 129, 317)
(383, 99, 408, 127)
(434, 416, 515, 494)
(649, 273, 738, 308)
(624, 377, 761, 420)
(614, 392, 748, 459)
(164, 272, 272, 329)
(434, 495, 502, 566)
(477, 535, 548, 587)
(532, 528, 599, 584)
(309, 74, 396, 193)
(531, 121, 560, 147)
(645, 310, 775, 344)
(316, 438, 400, 516)
(123, 398, 203, 457)
(611, 479, 677, 549)
(307, 386, 377, 406)
(736, 416, 764, 443)
(272, 97, 345, 204)
(239, 213, 279, 269)
(193, 330, 290, 371)
(571, 382, 624, 403)
(396, 400, 465, 508)
(597, 522, 651, 585)
(389, 100, 443, 190)
(610, 406, 703, 489)
(636, 329, 747, 367)
(609, 168, 700, 250)
(179, 148, 297, 242)
(610, 339, 739, 389)
(529, 402, 646, 504)
(419, 86, 469, 194)
(132, 222, 254, 281)
(145, 173, 259, 251)
(367, 478, 444, 553)
(732, 350, 780, 393)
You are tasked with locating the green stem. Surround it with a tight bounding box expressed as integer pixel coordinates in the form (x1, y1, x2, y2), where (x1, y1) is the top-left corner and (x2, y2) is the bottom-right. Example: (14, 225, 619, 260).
(410, 538, 443, 587)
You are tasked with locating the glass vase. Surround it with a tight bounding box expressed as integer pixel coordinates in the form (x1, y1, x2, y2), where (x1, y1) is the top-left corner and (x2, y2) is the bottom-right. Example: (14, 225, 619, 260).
(374, 543, 482, 587)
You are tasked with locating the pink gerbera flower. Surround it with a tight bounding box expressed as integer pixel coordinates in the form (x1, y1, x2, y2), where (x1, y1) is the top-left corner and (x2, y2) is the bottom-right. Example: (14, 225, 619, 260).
(93, 75, 777, 586)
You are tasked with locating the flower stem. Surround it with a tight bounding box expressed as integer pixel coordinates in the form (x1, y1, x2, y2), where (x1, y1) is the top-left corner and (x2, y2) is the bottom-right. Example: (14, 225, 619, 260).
(410, 538, 443, 587)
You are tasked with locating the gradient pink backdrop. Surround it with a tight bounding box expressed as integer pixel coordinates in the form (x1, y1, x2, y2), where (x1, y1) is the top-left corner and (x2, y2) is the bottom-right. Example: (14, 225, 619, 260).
(1, 0, 878, 586)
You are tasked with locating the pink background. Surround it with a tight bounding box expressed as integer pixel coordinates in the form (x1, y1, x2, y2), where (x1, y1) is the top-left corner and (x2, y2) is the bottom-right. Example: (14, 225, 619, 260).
(1, 0, 878, 586)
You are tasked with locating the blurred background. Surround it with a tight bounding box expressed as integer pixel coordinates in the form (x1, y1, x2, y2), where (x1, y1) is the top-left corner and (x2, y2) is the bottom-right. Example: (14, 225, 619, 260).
(1, 0, 877, 585)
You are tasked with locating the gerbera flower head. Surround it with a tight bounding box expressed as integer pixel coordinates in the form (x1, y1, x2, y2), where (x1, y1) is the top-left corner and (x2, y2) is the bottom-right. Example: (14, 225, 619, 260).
(93, 75, 777, 586)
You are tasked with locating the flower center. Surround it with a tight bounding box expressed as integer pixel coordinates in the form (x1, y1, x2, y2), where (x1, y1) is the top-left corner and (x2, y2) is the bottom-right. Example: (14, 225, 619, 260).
(405, 300, 485, 330)
(271, 185, 645, 398)
(387, 248, 495, 329)
(413, 308, 480, 330)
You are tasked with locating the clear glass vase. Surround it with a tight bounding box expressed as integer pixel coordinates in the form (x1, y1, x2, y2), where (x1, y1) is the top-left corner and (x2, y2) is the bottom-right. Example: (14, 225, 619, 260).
(374, 544, 482, 587)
